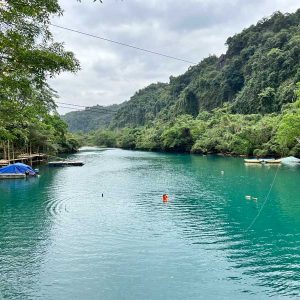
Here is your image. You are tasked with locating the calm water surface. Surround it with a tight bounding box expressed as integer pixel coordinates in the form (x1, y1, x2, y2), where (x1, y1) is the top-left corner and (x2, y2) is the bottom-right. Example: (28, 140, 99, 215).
(0, 149, 300, 299)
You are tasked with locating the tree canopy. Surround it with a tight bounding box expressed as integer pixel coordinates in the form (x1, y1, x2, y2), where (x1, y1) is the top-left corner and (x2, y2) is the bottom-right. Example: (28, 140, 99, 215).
(0, 0, 82, 157)
(65, 9, 300, 157)
(89, 83, 300, 157)
(107, 9, 300, 128)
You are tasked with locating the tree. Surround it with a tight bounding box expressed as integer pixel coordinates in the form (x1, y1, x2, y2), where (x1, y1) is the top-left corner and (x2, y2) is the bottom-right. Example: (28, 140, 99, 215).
(277, 113, 300, 147)
(0, 0, 83, 156)
(276, 83, 300, 154)
(93, 129, 117, 147)
(161, 115, 195, 152)
(0, 0, 80, 109)
(258, 87, 276, 114)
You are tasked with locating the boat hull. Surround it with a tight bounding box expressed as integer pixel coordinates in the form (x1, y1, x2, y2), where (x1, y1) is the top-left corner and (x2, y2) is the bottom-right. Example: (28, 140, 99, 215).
(0, 173, 26, 179)
(244, 159, 281, 164)
(244, 159, 262, 163)
(264, 159, 281, 164)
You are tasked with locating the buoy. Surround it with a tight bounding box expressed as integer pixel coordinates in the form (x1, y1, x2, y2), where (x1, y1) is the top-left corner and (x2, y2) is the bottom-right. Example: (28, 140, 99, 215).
(162, 194, 169, 202)
(245, 195, 251, 200)
(221, 170, 224, 175)
(102, 193, 103, 197)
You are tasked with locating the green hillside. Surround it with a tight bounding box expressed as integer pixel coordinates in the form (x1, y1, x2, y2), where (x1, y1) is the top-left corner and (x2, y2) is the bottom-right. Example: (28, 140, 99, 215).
(64, 10, 300, 131)
(63, 10, 300, 157)
(111, 10, 300, 128)
(62, 104, 121, 133)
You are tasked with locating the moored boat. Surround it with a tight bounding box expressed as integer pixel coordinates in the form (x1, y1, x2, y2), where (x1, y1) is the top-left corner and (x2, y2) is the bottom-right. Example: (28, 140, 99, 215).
(264, 159, 282, 164)
(0, 173, 26, 179)
(0, 163, 37, 179)
(244, 158, 282, 164)
(244, 159, 263, 164)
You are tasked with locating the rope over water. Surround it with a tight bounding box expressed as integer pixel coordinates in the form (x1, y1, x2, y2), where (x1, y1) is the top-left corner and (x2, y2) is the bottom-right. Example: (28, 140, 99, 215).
(245, 166, 280, 232)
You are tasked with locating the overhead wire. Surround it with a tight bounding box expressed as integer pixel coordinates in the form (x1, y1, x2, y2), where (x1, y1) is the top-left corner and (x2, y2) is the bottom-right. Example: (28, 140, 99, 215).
(245, 166, 280, 232)
(56, 101, 118, 113)
(50, 23, 197, 64)
(56, 104, 118, 115)
(51, 23, 197, 114)
(52, 24, 281, 231)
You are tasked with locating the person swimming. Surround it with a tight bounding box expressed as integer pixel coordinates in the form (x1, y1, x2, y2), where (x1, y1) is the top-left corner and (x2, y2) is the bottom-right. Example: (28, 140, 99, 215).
(162, 194, 169, 202)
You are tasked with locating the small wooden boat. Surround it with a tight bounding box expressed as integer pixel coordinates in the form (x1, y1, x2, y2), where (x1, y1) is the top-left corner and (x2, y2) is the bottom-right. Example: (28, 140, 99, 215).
(48, 161, 84, 167)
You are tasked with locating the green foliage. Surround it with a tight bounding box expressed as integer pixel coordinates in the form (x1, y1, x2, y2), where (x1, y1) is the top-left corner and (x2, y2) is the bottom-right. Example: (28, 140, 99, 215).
(45, 7, 300, 159)
(116, 128, 141, 149)
(0, 0, 79, 108)
(92, 129, 117, 147)
(86, 83, 300, 157)
(86, 103, 286, 156)
(0, 0, 82, 157)
(276, 85, 300, 155)
(62, 104, 121, 133)
(111, 83, 171, 128)
(258, 87, 276, 114)
(102, 9, 300, 129)
(61, 133, 82, 153)
(161, 115, 195, 152)
(136, 126, 163, 151)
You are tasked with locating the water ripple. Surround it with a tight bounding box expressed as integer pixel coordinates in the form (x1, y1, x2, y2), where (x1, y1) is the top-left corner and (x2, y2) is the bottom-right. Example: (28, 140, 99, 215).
(0, 150, 300, 299)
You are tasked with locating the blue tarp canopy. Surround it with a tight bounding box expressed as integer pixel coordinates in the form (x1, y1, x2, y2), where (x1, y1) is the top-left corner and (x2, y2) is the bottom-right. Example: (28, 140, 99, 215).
(0, 163, 36, 175)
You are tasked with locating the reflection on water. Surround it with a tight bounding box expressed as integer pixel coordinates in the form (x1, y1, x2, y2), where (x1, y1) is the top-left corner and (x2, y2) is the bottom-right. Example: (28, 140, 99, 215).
(0, 149, 300, 299)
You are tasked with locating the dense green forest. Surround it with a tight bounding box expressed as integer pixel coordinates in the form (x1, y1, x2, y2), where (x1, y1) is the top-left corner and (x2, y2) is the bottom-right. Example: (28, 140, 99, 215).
(88, 84, 300, 157)
(0, 0, 83, 160)
(66, 9, 300, 157)
(110, 9, 300, 127)
(1, 2, 299, 159)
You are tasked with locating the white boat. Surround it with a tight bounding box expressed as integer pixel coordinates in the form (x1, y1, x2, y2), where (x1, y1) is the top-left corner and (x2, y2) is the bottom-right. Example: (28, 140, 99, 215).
(244, 159, 263, 164)
(244, 158, 281, 164)
(264, 159, 282, 164)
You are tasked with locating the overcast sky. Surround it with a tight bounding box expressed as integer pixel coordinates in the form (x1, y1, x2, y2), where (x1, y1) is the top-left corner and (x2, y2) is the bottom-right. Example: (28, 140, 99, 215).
(50, 0, 299, 112)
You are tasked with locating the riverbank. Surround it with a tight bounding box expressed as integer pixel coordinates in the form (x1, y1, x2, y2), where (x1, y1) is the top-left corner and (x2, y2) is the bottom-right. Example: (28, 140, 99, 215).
(86, 93, 300, 159)
(90, 146, 300, 163)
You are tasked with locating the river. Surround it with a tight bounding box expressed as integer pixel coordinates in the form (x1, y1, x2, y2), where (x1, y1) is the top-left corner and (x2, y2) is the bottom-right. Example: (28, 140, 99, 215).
(0, 148, 299, 299)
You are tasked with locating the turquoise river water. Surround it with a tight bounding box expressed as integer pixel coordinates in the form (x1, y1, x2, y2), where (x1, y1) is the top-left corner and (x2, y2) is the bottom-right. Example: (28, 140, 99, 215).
(0, 148, 300, 299)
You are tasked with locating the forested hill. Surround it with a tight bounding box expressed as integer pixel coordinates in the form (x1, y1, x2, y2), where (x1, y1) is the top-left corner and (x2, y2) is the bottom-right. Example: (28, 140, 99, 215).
(63, 9, 300, 132)
(62, 104, 122, 132)
(110, 10, 300, 128)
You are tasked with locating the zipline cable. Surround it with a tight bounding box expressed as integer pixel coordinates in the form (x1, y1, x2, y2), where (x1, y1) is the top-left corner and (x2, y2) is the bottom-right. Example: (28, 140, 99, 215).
(50, 23, 197, 64)
(57, 105, 117, 114)
(245, 166, 280, 232)
(56, 101, 118, 113)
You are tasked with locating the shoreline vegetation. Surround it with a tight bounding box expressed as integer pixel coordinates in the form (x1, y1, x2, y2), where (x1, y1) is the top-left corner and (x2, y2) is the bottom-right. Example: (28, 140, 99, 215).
(0, 1, 81, 160)
(85, 86, 300, 158)
(1, 4, 300, 160)
(65, 9, 300, 158)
